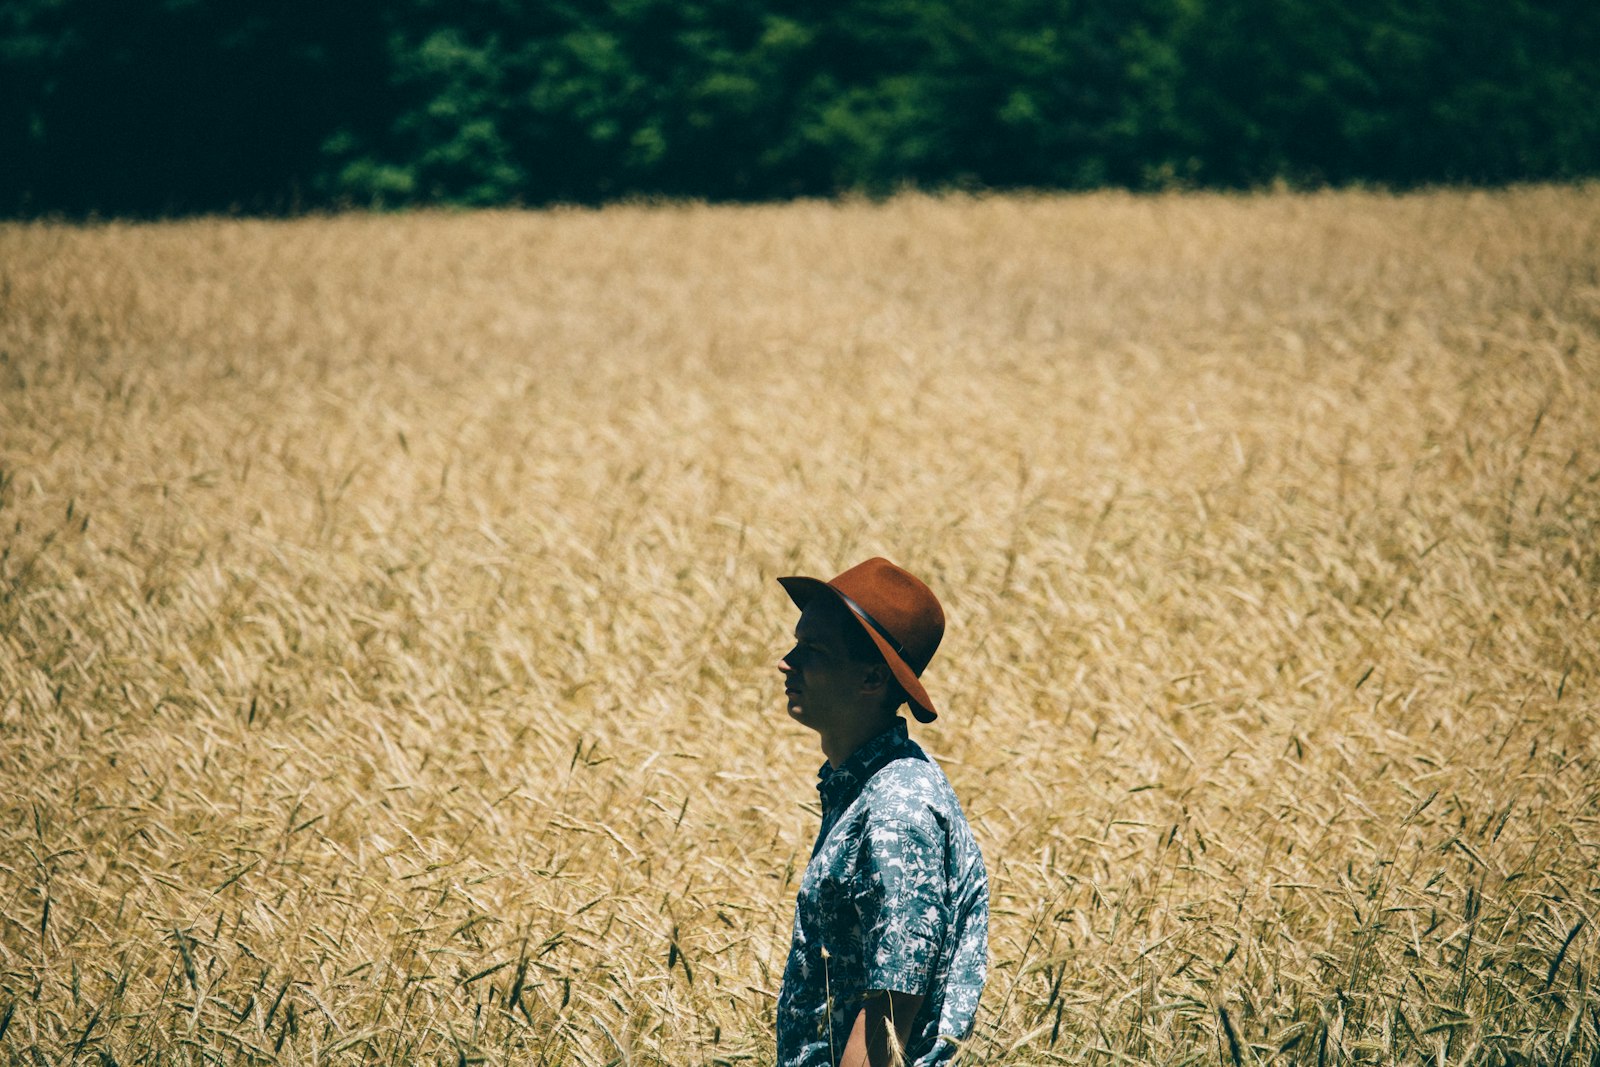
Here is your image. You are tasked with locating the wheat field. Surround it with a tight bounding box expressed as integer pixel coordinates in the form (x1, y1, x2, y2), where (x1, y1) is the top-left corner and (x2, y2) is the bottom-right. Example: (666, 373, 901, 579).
(2, 186, 1598, 1065)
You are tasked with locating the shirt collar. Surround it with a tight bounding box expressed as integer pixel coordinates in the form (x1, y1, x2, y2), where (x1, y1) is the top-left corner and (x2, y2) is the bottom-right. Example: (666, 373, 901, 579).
(816, 717, 913, 807)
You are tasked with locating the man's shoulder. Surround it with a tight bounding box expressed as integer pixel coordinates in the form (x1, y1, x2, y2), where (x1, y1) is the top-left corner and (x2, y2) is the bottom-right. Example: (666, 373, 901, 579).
(858, 751, 962, 824)
(866, 749, 942, 789)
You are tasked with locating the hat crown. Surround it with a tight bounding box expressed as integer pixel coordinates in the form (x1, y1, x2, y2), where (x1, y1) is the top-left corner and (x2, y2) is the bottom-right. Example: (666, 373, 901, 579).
(826, 557, 944, 674)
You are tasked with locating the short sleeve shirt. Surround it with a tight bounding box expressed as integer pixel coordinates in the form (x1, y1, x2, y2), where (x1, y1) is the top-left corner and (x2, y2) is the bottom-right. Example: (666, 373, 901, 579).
(776, 718, 989, 1067)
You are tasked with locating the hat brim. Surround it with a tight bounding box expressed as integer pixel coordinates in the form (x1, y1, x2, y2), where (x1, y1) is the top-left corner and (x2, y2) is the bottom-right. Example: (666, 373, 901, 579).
(778, 575, 938, 722)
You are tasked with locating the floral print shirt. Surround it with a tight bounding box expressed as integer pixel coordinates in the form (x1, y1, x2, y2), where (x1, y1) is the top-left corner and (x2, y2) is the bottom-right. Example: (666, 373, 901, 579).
(777, 718, 989, 1067)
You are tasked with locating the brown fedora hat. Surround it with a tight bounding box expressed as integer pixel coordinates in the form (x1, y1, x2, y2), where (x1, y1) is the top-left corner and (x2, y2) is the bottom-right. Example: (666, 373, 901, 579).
(778, 557, 946, 722)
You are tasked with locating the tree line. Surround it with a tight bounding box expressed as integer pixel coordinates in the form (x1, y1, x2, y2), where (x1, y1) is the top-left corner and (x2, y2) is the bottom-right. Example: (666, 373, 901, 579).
(3, 0, 1597, 216)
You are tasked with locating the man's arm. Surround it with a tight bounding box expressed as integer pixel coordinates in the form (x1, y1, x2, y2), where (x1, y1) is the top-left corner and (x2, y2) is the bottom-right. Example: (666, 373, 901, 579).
(839, 990, 925, 1067)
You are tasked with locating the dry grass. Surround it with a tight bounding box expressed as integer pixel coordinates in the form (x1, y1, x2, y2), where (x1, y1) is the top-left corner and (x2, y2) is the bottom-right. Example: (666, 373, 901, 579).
(2, 185, 1598, 1065)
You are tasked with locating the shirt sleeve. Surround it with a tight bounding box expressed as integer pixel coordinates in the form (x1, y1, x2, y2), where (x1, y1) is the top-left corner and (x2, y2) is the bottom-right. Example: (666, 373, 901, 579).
(849, 806, 948, 995)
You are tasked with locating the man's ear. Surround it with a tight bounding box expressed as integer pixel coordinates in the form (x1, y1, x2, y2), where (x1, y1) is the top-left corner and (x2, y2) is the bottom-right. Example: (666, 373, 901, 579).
(860, 662, 891, 696)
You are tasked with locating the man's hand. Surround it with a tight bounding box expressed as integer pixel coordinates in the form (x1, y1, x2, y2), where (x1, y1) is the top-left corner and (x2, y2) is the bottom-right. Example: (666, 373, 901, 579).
(839, 989, 925, 1067)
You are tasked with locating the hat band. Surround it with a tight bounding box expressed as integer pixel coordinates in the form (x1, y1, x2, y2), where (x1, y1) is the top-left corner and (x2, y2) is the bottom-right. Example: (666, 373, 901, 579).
(834, 589, 906, 658)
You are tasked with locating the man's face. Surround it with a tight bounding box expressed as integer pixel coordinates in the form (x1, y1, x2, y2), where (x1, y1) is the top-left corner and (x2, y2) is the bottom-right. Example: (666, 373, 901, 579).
(779, 600, 874, 732)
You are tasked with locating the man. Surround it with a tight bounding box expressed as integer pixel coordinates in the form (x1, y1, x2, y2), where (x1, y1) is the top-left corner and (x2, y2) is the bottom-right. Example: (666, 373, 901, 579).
(775, 557, 988, 1067)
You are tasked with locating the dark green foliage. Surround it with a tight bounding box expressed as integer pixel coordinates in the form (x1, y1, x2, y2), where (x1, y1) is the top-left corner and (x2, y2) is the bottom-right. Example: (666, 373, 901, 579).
(1173, 0, 1600, 187)
(2, 0, 1597, 214)
(2, 0, 390, 214)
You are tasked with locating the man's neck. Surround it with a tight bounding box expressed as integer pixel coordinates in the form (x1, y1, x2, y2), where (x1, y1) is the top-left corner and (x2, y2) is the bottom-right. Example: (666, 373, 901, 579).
(820, 712, 897, 769)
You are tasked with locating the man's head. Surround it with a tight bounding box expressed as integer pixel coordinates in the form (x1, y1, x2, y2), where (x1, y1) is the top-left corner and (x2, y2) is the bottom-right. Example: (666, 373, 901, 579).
(779, 595, 906, 734)
(776, 557, 945, 728)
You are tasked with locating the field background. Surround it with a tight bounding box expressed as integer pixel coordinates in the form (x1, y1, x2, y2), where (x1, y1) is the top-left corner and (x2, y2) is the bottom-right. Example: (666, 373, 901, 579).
(2, 186, 1598, 1065)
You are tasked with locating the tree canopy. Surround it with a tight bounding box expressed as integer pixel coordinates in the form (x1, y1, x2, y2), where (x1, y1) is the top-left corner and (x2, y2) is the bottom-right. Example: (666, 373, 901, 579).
(3, 0, 1597, 215)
